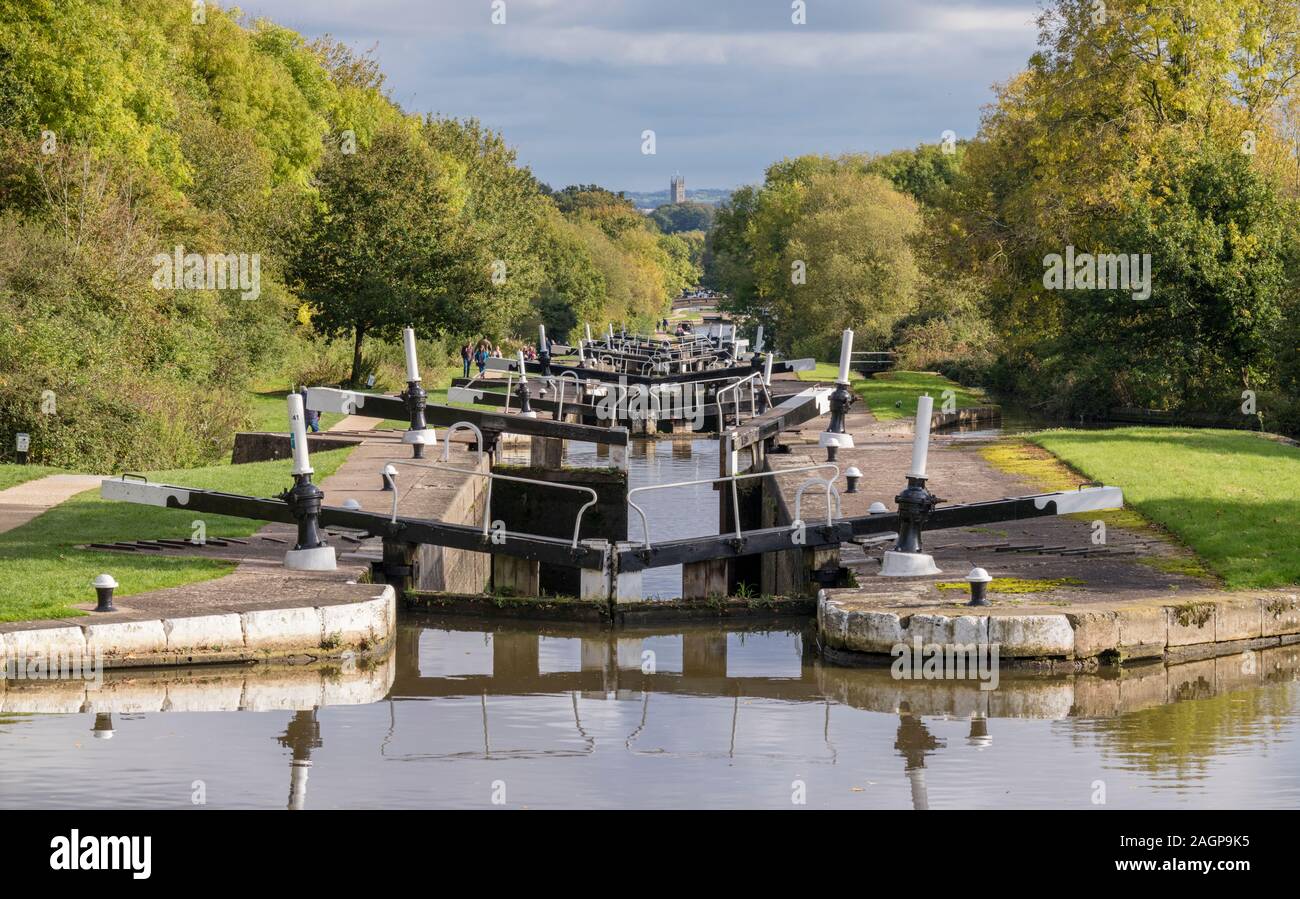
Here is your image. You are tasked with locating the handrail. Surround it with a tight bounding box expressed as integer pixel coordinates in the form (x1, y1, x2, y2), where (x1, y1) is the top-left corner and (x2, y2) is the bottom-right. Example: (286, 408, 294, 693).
(793, 477, 843, 527)
(715, 371, 762, 426)
(626, 462, 840, 551)
(552, 370, 583, 421)
(386, 420, 597, 548)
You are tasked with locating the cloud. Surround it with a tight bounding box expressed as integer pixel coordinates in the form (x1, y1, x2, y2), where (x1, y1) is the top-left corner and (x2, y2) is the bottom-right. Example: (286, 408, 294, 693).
(231, 0, 1041, 189)
(491, 23, 1033, 71)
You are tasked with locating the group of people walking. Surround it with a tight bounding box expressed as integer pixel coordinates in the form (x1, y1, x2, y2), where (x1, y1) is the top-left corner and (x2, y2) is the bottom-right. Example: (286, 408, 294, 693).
(461, 339, 503, 377)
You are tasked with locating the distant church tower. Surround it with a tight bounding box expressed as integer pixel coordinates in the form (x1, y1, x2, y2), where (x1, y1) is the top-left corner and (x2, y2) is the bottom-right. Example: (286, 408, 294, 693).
(670, 173, 686, 204)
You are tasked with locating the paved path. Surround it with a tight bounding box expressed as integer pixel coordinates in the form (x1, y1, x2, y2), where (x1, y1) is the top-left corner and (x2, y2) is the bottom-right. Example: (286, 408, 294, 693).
(771, 372, 1218, 600)
(0, 474, 102, 535)
(328, 415, 385, 432)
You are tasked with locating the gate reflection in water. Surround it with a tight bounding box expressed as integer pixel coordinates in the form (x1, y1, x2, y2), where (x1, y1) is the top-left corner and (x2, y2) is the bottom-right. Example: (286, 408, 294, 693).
(1, 621, 1298, 809)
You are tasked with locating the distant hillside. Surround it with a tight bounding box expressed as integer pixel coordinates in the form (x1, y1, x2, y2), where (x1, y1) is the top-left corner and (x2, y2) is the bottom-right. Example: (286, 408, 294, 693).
(623, 188, 734, 208)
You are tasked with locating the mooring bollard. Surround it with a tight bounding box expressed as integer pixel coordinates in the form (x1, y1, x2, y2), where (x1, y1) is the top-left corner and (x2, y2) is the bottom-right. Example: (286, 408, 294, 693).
(284, 393, 336, 572)
(965, 566, 992, 606)
(880, 394, 941, 577)
(92, 712, 115, 740)
(381, 463, 398, 492)
(91, 573, 118, 612)
(515, 350, 537, 418)
(400, 326, 436, 459)
(819, 329, 856, 462)
(845, 466, 862, 494)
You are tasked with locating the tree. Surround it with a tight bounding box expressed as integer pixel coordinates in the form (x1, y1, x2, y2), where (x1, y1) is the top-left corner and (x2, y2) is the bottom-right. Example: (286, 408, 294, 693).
(863, 143, 963, 206)
(290, 123, 469, 384)
(649, 201, 714, 233)
(924, 0, 1300, 415)
(533, 210, 607, 340)
(779, 171, 921, 357)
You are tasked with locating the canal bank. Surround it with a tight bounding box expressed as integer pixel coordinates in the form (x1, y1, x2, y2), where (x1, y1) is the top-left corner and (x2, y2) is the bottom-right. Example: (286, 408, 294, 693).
(793, 386, 1300, 667)
(818, 588, 1300, 669)
(0, 426, 471, 671)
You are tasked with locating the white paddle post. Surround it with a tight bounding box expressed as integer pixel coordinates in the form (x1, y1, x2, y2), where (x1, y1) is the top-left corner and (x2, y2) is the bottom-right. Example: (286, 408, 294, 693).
(516, 350, 537, 417)
(818, 328, 856, 461)
(400, 326, 436, 458)
(881, 394, 941, 577)
(284, 393, 336, 572)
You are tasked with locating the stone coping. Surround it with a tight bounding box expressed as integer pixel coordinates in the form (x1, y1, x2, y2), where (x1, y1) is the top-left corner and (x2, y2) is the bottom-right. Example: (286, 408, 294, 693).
(818, 587, 1300, 667)
(1, 586, 395, 673)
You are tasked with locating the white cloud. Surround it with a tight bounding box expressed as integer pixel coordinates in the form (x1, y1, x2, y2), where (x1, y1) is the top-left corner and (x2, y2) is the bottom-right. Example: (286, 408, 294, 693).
(495, 24, 1033, 71)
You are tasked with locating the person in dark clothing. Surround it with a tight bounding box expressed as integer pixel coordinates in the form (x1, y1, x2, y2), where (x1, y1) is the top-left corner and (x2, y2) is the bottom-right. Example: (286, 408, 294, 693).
(461, 342, 472, 378)
(298, 387, 321, 433)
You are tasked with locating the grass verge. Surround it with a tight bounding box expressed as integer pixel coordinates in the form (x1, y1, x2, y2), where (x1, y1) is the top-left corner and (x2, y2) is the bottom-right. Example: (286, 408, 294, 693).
(1025, 428, 1300, 590)
(246, 390, 345, 433)
(0, 447, 354, 623)
(0, 464, 71, 492)
(798, 367, 987, 420)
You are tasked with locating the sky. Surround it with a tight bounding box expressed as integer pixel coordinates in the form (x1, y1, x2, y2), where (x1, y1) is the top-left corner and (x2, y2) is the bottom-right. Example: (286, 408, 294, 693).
(233, 0, 1044, 193)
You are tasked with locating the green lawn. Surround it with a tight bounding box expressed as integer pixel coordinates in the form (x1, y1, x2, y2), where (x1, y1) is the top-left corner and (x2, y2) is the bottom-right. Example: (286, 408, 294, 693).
(1030, 428, 1300, 590)
(261, 373, 502, 433)
(0, 464, 71, 492)
(798, 367, 988, 420)
(0, 447, 354, 622)
(247, 390, 345, 433)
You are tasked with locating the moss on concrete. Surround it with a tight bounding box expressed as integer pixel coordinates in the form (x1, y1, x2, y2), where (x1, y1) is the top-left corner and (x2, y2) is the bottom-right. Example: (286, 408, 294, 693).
(934, 576, 1083, 595)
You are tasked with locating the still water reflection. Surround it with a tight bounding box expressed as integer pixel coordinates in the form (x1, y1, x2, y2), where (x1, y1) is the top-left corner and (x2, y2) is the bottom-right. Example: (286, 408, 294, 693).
(1, 620, 1297, 809)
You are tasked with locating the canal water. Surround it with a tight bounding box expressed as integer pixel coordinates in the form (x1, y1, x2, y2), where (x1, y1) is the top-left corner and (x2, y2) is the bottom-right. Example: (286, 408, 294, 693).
(1, 621, 1297, 809)
(498, 436, 721, 599)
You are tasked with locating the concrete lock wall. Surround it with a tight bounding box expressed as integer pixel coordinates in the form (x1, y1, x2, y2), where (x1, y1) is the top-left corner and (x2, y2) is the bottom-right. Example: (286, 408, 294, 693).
(413, 458, 492, 594)
(758, 455, 839, 598)
(488, 464, 628, 596)
(231, 432, 363, 465)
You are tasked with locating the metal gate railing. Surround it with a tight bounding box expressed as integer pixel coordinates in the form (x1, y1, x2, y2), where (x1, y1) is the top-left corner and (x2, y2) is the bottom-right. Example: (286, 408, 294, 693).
(384, 421, 598, 549)
(626, 462, 840, 551)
